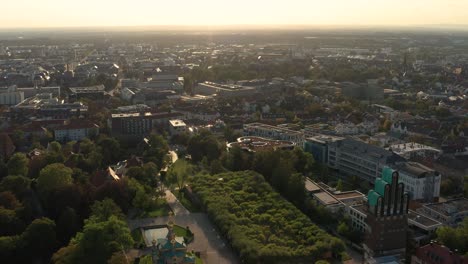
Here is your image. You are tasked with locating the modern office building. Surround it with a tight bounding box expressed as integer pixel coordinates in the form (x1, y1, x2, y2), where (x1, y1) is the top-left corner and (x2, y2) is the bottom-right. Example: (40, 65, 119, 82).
(364, 167, 409, 263)
(304, 135, 344, 163)
(327, 137, 405, 182)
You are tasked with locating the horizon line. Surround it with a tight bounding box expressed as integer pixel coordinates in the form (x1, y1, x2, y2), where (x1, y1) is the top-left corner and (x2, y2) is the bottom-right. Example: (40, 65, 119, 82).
(1, 23, 468, 32)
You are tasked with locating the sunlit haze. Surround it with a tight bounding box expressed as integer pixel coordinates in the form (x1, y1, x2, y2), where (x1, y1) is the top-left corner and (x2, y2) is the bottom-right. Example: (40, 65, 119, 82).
(1, 0, 468, 29)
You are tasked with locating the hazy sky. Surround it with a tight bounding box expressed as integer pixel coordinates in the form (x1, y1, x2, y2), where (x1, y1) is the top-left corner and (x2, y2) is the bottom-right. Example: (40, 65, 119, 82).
(1, 0, 467, 28)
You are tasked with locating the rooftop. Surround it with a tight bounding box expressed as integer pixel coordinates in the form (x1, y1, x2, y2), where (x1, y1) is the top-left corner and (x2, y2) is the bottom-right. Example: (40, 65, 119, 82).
(244, 122, 303, 136)
(69, 85, 105, 93)
(390, 142, 441, 156)
(408, 210, 442, 229)
(393, 162, 439, 178)
(169, 119, 186, 127)
(305, 178, 321, 193)
(424, 198, 468, 217)
(227, 136, 295, 153)
(314, 191, 340, 205)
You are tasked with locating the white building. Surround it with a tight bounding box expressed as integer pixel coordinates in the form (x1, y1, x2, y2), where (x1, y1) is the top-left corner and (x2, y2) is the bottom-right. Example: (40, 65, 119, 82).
(54, 121, 99, 142)
(169, 119, 187, 136)
(390, 163, 441, 202)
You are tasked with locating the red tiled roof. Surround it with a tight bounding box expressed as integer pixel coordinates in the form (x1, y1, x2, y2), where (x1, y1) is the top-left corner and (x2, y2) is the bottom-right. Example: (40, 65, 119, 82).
(54, 120, 99, 130)
(415, 243, 468, 264)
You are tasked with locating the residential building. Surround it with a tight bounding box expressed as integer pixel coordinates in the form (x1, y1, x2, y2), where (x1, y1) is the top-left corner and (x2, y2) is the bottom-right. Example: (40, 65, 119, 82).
(364, 167, 409, 263)
(341, 79, 384, 101)
(53, 120, 99, 142)
(411, 242, 468, 264)
(169, 119, 187, 136)
(243, 123, 304, 146)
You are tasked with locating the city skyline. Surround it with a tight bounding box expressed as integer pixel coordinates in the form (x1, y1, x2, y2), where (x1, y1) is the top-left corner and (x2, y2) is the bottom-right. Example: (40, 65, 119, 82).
(1, 0, 468, 29)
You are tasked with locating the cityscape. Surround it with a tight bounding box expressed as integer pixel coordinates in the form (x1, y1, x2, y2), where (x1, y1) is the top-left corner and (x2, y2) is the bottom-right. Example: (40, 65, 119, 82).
(0, 1, 468, 264)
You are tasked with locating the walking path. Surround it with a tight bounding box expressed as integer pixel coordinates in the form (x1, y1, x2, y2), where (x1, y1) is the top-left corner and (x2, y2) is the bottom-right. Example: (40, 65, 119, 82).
(165, 190, 190, 215)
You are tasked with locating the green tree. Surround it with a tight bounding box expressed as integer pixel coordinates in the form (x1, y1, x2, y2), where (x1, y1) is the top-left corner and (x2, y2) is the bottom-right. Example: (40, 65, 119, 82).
(88, 198, 125, 223)
(143, 134, 169, 168)
(53, 216, 133, 264)
(286, 173, 306, 206)
(0, 191, 22, 210)
(7, 153, 29, 177)
(21, 217, 58, 260)
(0, 235, 20, 261)
(0, 207, 25, 236)
(107, 252, 128, 264)
(336, 179, 344, 191)
(97, 137, 121, 165)
(0, 175, 31, 197)
(37, 163, 73, 195)
(48, 141, 62, 153)
(56, 207, 81, 245)
(167, 159, 193, 190)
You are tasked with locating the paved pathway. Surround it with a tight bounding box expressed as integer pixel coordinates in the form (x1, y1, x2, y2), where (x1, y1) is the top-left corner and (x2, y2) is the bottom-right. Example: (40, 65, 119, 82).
(129, 213, 240, 264)
(165, 190, 190, 215)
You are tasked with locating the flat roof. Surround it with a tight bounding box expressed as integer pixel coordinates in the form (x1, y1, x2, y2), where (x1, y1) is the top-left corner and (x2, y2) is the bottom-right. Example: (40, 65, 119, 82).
(169, 119, 186, 127)
(305, 178, 321, 192)
(408, 210, 442, 229)
(424, 198, 468, 216)
(314, 191, 340, 205)
(334, 191, 365, 200)
(244, 122, 303, 135)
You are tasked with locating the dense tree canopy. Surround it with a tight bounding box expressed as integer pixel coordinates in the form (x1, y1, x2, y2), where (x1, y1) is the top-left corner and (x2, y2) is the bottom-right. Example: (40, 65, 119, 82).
(52, 199, 133, 264)
(7, 153, 29, 177)
(192, 171, 344, 263)
(37, 163, 73, 195)
(436, 218, 468, 256)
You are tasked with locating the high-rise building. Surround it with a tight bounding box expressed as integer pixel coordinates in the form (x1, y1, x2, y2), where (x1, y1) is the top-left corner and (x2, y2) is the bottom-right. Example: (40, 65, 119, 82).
(364, 167, 409, 263)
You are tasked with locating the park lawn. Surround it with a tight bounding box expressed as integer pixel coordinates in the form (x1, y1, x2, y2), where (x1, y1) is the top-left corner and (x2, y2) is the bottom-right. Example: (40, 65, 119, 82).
(173, 225, 189, 237)
(134, 199, 172, 218)
(138, 255, 152, 264)
(146, 204, 172, 217)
